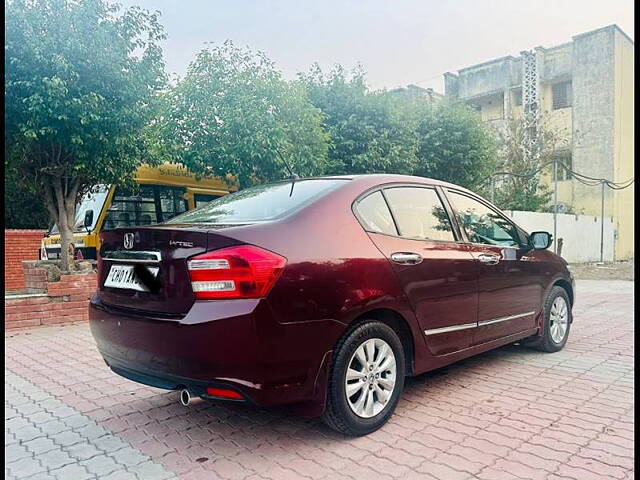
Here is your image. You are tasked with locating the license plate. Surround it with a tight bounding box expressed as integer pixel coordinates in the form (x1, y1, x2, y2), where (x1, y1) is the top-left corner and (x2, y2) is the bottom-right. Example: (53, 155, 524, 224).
(104, 265, 159, 292)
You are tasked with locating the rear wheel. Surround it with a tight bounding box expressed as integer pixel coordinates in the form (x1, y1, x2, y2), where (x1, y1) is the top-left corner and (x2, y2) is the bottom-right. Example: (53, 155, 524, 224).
(322, 321, 405, 436)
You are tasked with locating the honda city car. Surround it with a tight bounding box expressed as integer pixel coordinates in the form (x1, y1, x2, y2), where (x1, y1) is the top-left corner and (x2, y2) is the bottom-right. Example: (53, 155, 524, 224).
(89, 174, 574, 436)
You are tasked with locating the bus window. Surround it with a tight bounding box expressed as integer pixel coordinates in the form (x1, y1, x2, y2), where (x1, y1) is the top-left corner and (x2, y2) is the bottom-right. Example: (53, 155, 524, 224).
(103, 185, 157, 229)
(157, 186, 188, 221)
(194, 193, 221, 208)
(103, 185, 187, 230)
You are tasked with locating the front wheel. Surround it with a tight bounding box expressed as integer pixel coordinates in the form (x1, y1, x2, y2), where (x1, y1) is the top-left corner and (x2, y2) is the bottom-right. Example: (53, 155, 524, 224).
(322, 321, 405, 436)
(527, 286, 572, 352)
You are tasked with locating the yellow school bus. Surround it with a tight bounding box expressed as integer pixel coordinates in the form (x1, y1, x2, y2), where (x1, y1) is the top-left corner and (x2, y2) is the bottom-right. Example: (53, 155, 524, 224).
(42, 163, 237, 260)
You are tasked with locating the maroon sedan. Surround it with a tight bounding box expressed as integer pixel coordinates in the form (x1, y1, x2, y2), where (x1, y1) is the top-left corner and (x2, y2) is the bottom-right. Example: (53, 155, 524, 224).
(89, 174, 574, 436)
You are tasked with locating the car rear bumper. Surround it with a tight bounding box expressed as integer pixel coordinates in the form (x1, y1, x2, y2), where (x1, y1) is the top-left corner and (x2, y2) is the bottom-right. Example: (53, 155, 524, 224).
(88, 295, 341, 410)
(105, 362, 248, 403)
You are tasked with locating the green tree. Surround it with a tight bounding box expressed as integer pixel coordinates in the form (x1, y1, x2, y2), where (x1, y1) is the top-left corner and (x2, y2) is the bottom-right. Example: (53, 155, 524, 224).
(493, 115, 569, 211)
(5, 0, 167, 270)
(413, 100, 498, 193)
(299, 64, 418, 175)
(5, 167, 51, 229)
(152, 42, 329, 186)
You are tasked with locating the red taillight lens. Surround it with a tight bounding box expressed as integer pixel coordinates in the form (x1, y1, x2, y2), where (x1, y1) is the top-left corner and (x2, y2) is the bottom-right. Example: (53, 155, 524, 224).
(206, 387, 244, 400)
(187, 245, 286, 300)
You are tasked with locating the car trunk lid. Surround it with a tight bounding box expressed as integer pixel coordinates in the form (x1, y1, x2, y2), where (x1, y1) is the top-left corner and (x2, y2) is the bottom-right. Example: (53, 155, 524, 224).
(97, 225, 243, 315)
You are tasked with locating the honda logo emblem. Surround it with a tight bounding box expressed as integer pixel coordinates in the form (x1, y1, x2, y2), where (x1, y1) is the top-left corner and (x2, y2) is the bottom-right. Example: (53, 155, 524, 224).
(123, 233, 135, 249)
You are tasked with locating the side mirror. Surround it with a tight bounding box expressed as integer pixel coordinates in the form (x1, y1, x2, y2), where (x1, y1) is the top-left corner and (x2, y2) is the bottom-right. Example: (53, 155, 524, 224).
(84, 210, 94, 230)
(530, 231, 552, 250)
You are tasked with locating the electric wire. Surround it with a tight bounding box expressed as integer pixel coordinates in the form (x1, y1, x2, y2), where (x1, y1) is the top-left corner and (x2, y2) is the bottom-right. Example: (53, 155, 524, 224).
(488, 160, 635, 191)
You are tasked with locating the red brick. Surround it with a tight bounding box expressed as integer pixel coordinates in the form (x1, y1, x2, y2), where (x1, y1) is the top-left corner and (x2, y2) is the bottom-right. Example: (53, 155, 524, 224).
(4, 230, 45, 291)
(5, 318, 42, 329)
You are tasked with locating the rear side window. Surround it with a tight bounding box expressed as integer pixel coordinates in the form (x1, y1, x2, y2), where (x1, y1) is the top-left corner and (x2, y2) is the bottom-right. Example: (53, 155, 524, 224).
(384, 187, 456, 242)
(167, 179, 345, 224)
(355, 191, 397, 235)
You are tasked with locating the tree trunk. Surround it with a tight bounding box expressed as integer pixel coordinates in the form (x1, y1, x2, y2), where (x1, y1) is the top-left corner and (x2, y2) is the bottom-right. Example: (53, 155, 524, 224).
(59, 223, 75, 272)
(44, 177, 79, 272)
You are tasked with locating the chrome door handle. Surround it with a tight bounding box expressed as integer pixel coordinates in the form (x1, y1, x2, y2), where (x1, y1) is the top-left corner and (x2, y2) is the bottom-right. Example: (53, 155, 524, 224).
(391, 252, 423, 265)
(478, 253, 500, 265)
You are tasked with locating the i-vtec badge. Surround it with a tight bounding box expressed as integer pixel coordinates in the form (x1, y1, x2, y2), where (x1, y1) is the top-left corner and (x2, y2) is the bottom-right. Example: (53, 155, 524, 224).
(123, 233, 135, 249)
(169, 240, 194, 248)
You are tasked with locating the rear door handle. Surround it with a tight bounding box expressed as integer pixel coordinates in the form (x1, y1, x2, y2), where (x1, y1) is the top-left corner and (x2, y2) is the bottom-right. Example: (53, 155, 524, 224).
(478, 253, 500, 265)
(391, 252, 423, 265)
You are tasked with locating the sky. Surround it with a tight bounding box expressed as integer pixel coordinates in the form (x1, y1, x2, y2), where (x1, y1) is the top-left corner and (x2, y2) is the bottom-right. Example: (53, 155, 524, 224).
(119, 0, 634, 92)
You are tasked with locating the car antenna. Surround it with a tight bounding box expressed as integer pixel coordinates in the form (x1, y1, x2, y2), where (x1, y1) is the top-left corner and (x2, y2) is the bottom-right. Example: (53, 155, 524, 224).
(276, 148, 298, 197)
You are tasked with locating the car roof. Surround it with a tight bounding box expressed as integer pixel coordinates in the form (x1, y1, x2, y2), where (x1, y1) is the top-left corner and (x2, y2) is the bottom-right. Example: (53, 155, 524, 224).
(298, 173, 473, 194)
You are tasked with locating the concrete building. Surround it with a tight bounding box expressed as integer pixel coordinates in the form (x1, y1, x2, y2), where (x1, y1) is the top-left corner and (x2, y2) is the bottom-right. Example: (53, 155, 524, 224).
(443, 25, 634, 260)
(388, 84, 444, 103)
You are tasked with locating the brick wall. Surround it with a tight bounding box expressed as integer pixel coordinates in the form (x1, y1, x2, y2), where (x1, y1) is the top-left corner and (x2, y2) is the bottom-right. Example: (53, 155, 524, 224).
(5, 262, 97, 330)
(5, 230, 46, 292)
(23, 262, 48, 293)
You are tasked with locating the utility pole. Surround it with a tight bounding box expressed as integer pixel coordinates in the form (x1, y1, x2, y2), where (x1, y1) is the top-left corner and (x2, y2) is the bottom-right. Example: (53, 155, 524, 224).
(553, 158, 558, 254)
(600, 180, 605, 263)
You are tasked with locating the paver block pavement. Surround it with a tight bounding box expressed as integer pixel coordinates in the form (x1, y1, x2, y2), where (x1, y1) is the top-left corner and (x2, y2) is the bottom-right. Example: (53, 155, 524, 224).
(5, 280, 634, 479)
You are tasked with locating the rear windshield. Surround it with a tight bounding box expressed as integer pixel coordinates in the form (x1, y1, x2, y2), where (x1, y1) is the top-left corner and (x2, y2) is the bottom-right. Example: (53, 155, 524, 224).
(166, 179, 346, 225)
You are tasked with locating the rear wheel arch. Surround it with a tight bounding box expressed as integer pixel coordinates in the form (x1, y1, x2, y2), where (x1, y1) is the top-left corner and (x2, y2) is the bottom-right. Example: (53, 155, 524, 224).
(345, 308, 415, 376)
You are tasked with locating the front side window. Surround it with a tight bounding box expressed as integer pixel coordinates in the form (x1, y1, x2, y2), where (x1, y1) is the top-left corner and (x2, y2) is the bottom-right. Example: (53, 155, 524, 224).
(355, 191, 397, 235)
(447, 190, 520, 247)
(383, 187, 455, 242)
(167, 179, 346, 225)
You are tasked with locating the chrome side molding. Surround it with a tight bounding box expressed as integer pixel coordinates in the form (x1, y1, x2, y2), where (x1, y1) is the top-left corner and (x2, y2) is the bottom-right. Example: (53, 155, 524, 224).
(424, 311, 536, 336)
(477, 311, 535, 327)
(424, 322, 477, 336)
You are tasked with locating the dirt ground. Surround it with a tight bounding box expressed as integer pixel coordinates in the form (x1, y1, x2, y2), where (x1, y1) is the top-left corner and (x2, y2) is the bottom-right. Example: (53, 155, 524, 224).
(568, 259, 634, 281)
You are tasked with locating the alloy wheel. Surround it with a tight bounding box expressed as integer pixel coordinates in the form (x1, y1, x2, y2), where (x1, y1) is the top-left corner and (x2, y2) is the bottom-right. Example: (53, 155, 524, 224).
(550, 296, 569, 343)
(344, 338, 397, 418)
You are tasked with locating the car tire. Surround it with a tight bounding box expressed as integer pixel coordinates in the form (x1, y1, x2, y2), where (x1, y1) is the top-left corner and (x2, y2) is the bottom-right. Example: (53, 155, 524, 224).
(322, 320, 405, 436)
(526, 286, 572, 353)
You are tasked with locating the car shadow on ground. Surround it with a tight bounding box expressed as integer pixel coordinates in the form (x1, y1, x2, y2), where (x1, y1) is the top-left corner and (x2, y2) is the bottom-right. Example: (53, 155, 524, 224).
(105, 341, 546, 454)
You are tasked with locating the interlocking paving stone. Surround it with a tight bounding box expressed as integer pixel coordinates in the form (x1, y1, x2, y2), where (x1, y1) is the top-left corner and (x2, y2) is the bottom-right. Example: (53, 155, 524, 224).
(5, 279, 634, 479)
(5, 371, 176, 479)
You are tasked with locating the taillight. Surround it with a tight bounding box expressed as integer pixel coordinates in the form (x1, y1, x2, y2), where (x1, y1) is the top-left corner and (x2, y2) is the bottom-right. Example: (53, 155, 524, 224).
(187, 245, 286, 299)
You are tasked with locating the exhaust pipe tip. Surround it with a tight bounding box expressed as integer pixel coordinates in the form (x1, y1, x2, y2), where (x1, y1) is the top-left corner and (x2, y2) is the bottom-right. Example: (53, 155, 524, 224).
(179, 389, 191, 406)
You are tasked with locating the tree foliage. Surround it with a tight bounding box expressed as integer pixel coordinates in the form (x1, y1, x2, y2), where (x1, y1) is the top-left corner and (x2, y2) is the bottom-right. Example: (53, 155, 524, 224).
(152, 42, 329, 186)
(413, 100, 498, 193)
(6, 0, 502, 269)
(493, 115, 570, 212)
(5, 0, 167, 269)
(5, 167, 51, 229)
(299, 64, 418, 176)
